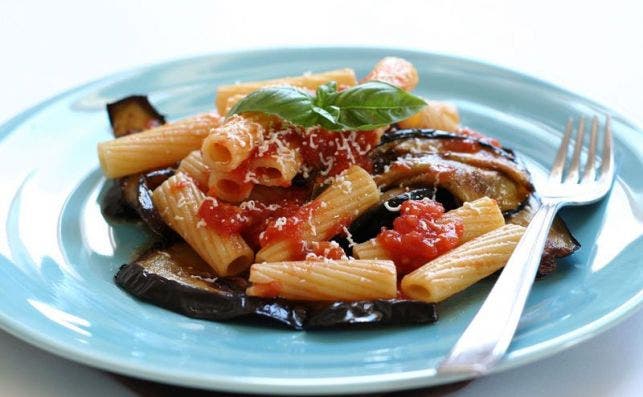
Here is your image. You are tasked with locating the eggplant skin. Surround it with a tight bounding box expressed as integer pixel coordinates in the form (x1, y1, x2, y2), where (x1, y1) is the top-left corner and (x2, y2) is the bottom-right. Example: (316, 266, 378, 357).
(115, 245, 438, 330)
(305, 300, 437, 329)
(506, 195, 581, 277)
(371, 128, 533, 213)
(98, 179, 137, 220)
(380, 128, 515, 159)
(107, 95, 166, 137)
(118, 168, 176, 238)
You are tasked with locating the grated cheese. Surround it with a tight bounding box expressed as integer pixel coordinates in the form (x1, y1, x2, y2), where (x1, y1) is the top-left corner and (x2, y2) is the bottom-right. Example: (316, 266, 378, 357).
(342, 226, 356, 247)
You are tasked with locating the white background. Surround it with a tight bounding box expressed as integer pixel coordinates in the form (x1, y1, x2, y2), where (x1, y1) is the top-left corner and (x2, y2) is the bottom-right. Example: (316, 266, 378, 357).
(0, 1, 641, 396)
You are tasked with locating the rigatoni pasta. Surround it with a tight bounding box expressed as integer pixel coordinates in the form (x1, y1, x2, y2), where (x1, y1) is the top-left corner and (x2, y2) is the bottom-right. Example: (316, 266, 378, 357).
(201, 114, 264, 172)
(398, 100, 460, 132)
(177, 150, 210, 191)
(215, 68, 358, 114)
(246, 260, 397, 301)
(207, 169, 254, 203)
(98, 112, 222, 178)
(152, 172, 254, 276)
(362, 57, 419, 91)
(248, 139, 302, 187)
(401, 224, 526, 303)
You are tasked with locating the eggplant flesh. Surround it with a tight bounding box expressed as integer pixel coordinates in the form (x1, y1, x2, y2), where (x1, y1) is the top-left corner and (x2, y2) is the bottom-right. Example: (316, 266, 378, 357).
(372, 129, 533, 213)
(375, 154, 531, 213)
(506, 195, 581, 276)
(107, 95, 166, 137)
(116, 243, 438, 330)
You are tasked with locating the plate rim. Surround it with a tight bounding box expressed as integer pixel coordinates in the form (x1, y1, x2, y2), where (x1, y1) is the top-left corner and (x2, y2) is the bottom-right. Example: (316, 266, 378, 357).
(1, 46, 642, 395)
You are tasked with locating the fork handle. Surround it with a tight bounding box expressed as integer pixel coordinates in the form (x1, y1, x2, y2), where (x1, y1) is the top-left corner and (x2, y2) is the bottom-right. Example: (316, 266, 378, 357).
(437, 201, 560, 375)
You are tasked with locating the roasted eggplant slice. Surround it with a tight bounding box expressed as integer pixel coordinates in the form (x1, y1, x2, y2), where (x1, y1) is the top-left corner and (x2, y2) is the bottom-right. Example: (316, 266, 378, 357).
(375, 154, 531, 212)
(120, 168, 176, 238)
(116, 243, 438, 330)
(371, 129, 533, 213)
(107, 95, 166, 137)
(507, 195, 581, 276)
(305, 300, 437, 329)
(98, 178, 137, 220)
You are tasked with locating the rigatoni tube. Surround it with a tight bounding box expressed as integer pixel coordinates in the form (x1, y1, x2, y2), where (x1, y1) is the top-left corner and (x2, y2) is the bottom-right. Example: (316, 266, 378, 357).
(401, 224, 525, 303)
(97, 112, 222, 178)
(201, 114, 264, 172)
(215, 68, 358, 114)
(398, 101, 460, 132)
(361, 57, 419, 91)
(152, 172, 254, 276)
(177, 150, 210, 191)
(247, 260, 397, 301)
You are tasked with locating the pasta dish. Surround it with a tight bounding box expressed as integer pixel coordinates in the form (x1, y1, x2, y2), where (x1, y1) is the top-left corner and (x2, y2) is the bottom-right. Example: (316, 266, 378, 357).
(97, 57, 579, 329)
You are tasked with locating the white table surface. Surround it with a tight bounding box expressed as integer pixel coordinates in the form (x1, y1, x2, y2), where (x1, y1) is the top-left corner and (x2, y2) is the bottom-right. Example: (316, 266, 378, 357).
(0, 1, 641, 396)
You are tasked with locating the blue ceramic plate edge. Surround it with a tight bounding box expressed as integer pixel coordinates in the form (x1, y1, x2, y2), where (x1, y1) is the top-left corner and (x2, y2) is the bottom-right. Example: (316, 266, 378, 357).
(0, 46, 642, 394)
(0, 292, 640, 395)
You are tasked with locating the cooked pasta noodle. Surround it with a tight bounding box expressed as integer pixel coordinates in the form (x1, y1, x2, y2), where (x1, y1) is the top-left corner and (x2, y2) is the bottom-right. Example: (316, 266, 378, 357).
(201, 114, 264, 172)
(152, 172, 254, 275)
(401, 224, 525, 302)
(207, 169, 254, 203)
(247, 260, 397, 300)
(98, 113, 222, 178)
(248, 140, 303, 187)
(398, 101, 460, 132)
(215, 68, 358, 114)
(362, 57, 419, 91)
(177, 150, 210, 191)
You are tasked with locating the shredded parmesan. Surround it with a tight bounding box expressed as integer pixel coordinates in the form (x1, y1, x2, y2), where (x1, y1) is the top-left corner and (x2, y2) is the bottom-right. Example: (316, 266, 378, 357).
(384, 201, 401, 212)
(342, 226, 356, 247)
(274, 217, 287, 231)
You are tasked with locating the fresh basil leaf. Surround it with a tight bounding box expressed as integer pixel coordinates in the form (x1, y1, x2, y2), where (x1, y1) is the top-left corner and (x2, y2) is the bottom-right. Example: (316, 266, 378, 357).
(228, 86, 318, 127)
(323, 81, 426, 130)
(314, 81, 337, 107)
(228, 80, 427, 132)
(312, 105, 338, 125)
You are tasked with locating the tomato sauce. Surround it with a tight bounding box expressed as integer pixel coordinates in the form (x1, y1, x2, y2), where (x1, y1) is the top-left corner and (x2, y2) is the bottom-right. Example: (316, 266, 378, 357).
(197, 193, 307, 250)
(299, 128, 379, 179)
(377, 199, 463, 274)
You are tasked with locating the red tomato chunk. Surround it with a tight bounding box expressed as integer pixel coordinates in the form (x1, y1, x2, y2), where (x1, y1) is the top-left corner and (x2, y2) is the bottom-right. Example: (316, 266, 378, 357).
(377, 199, 463, 274)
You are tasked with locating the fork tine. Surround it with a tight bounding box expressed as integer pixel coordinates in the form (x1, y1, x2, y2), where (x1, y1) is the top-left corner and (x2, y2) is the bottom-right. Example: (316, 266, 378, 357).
(600, 115, 615, 182)
(564, 117, 586, 183)
(581, 116, 599, 182)
(549, 118, 573, 182)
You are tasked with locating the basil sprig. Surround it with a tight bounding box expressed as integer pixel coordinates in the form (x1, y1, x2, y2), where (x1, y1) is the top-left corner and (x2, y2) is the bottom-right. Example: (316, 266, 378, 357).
(228, 81, 426, 131)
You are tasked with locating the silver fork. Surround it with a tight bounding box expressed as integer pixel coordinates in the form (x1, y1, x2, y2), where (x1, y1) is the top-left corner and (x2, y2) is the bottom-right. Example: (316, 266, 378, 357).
(437, 116, 615, 376)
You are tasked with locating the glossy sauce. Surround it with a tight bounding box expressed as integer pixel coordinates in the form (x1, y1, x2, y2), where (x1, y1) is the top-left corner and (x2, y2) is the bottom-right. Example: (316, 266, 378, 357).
(197, 193, 308, 250)
(377, 199, 463, 274)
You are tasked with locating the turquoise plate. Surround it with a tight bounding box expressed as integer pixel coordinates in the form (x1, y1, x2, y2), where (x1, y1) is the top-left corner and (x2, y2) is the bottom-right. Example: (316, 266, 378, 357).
(0, 48, 641, 395)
